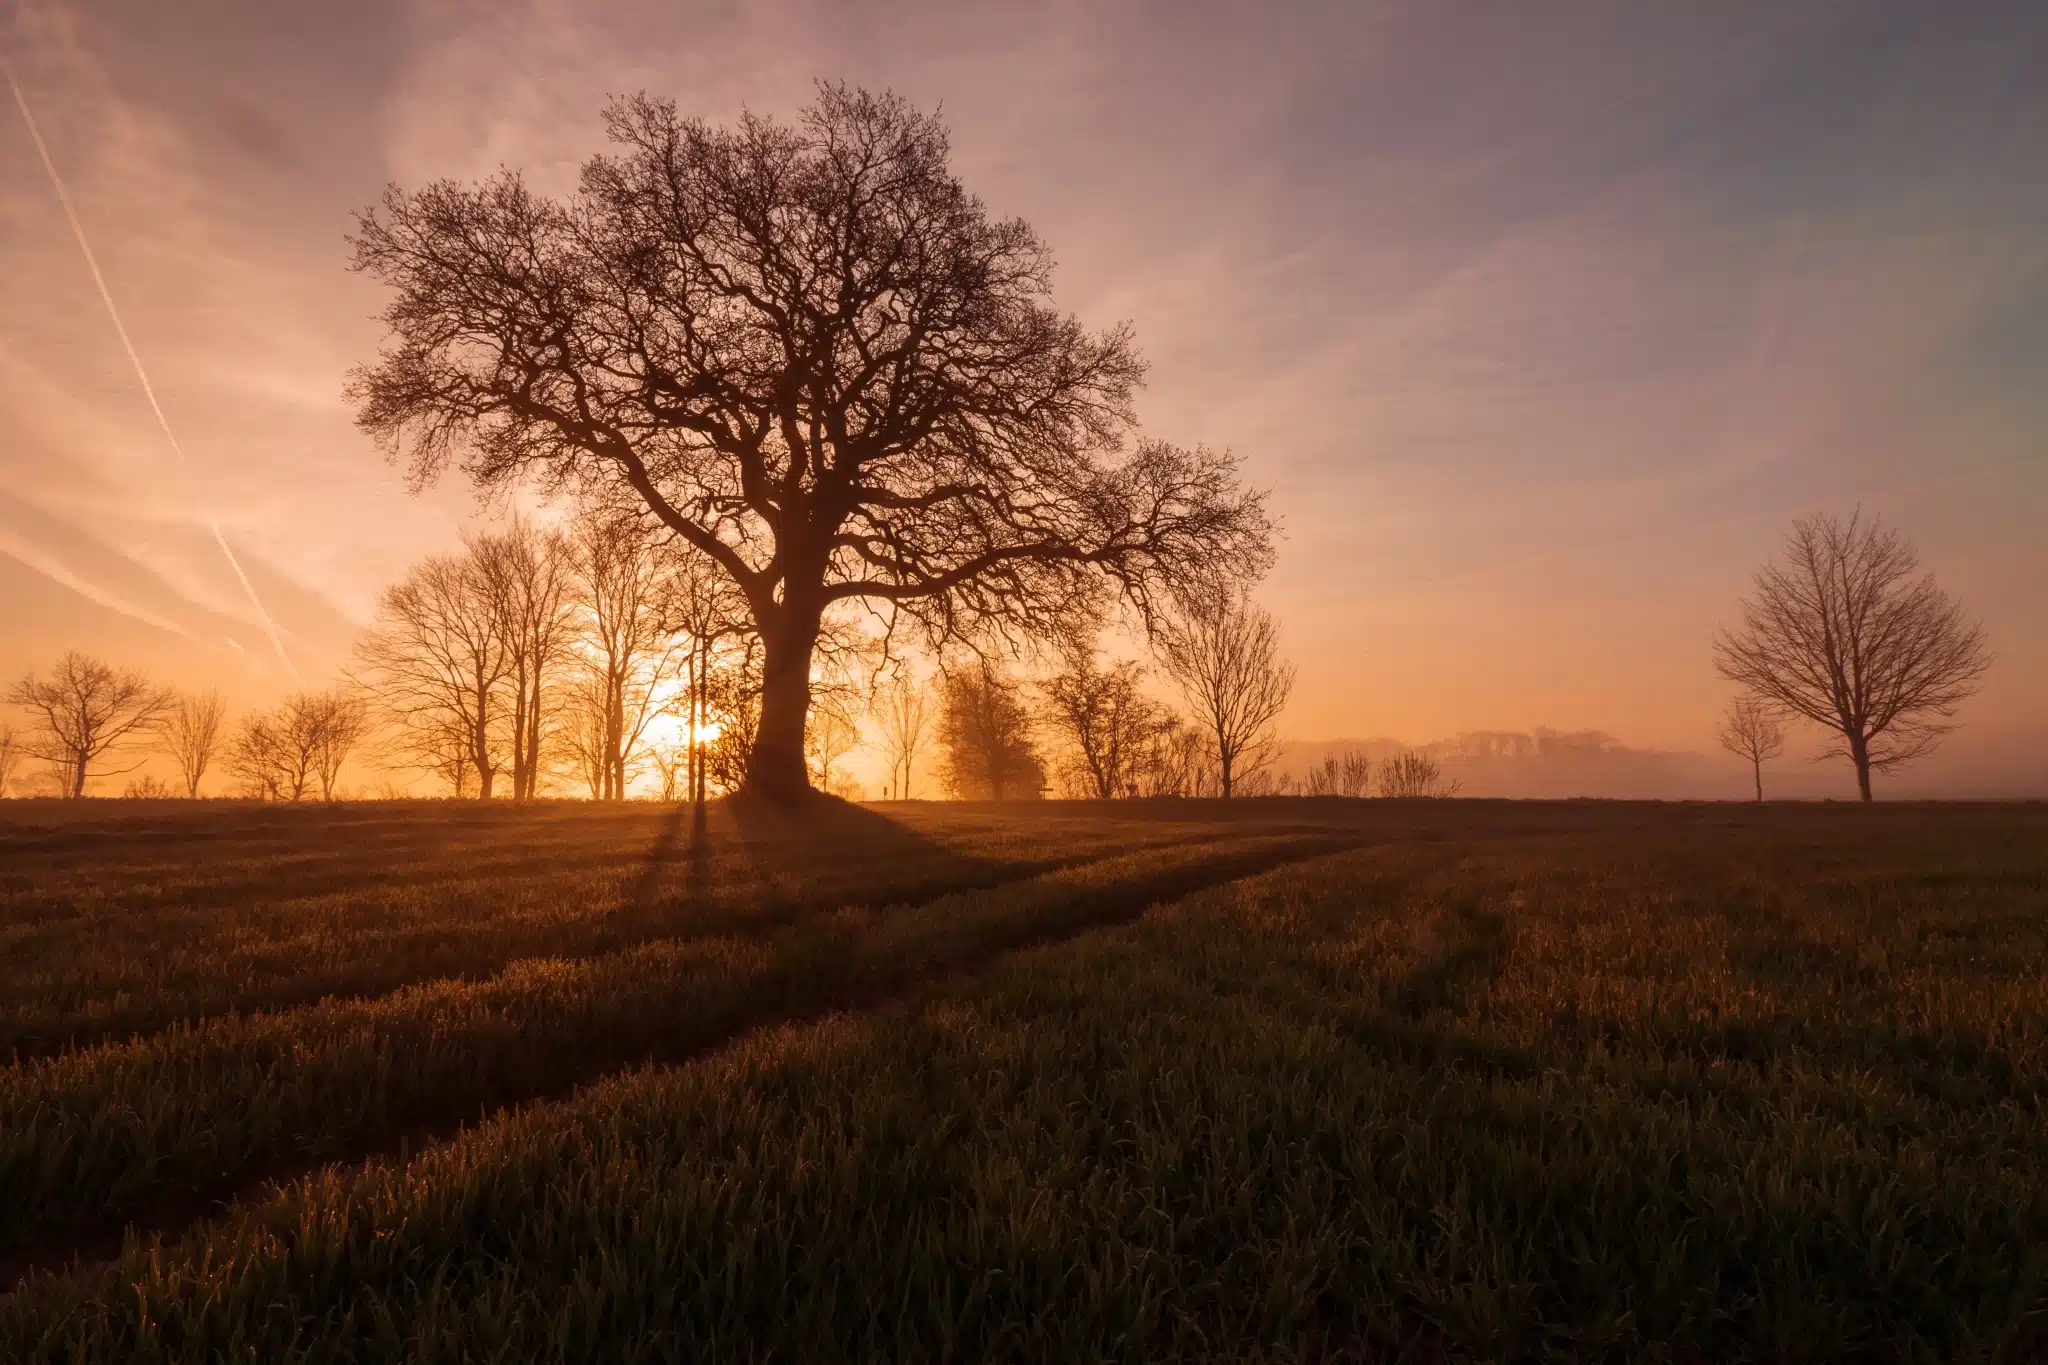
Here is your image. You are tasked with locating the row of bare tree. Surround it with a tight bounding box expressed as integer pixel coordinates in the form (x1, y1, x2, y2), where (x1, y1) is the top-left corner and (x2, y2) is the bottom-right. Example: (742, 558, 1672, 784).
(0, 654, 371, 801)
(350, 505, 766, 801)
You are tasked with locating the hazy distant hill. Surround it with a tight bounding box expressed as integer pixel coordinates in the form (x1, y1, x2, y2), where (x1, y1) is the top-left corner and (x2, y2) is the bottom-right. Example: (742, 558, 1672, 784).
(1279, 726, 2046, 801)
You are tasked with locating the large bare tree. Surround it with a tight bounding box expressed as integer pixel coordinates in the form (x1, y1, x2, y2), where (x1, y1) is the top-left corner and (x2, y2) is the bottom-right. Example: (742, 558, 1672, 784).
(164, 689, 228, 798)
(347, 85, 1270, 800)
(1717, 696, 1785, 803)
(1154, 591, 1295, 798)
(7, 652, 174, 798)
(1714, 511, 1990, 801)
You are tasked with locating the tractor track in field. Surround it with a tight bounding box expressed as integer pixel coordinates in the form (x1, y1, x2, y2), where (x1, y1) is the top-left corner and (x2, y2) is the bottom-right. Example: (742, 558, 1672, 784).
(3, 826, 1258, 1062)
(0, 835, 1365, 1300)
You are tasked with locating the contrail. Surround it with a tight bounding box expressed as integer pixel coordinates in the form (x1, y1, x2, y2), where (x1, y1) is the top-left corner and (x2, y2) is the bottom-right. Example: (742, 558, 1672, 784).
(4, 54, 298, 677)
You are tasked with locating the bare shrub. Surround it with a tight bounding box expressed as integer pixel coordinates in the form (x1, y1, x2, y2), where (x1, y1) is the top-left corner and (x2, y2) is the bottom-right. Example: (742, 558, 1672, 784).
(1378, 751, 1460, 799)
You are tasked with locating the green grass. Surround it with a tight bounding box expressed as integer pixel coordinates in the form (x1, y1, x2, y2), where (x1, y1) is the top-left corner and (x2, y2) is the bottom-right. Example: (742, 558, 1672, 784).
(0, 798, 2043, 1362)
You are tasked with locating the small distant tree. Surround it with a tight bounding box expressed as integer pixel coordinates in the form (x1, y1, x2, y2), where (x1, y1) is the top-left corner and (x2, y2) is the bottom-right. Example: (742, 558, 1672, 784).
(229, 691, 367, 802)
(473, 516, 577, 800)
(806, 697, 863, 797)
(357, 550, 509, 798)
(1154, 591, 1295, 798)
(0, 723, 18, 797)
(649, 744, 688, 802)
(164, 689, 228, 797)
(938, 660, 1045, 800)
(1378, 750, 1460, 798)
(1718, 696, 1785, 803)
(1039, 647, 1177, 799)
(1715, 511, 1990, 801)
(312, 691, 371, 800)
(874, 670, 932, 801)
(8, 652, 174, 797)
(663, 549, 753, 805)
(570, 508, 686, 800)
(1132, 717, 1211, 797)
(229, 712, 308, 802)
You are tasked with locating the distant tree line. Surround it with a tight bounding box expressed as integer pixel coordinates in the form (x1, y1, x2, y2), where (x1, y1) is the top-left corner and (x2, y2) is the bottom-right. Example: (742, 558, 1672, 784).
(0, 508, 1307, 804)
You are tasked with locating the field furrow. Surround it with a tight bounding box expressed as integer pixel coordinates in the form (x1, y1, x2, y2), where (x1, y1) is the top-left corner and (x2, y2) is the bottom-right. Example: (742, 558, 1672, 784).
(7, 825, 2043, 1363)
(0, 802, 1256, 1057)
(0, 831, 1354, 1283)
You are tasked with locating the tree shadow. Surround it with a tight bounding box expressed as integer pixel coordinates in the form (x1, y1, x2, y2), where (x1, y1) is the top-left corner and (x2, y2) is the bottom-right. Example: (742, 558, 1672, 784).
(722, 791, 1008, 897)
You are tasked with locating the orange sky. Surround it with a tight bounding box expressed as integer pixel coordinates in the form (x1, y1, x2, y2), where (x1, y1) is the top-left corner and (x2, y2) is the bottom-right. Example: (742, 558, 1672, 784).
(2, 0, 2044, 797)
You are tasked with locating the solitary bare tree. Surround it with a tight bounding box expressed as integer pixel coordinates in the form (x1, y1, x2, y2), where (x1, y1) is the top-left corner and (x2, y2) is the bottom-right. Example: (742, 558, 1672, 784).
(1717, 696, 1785, 803)
(1715, 511, 1990, 801)
(7, 652, 174, 798)
(874, 669, 931, 801)
(1154, 591, 1295, 798)
(348, 86, 1271, 800)
(164, 689, 227, 797)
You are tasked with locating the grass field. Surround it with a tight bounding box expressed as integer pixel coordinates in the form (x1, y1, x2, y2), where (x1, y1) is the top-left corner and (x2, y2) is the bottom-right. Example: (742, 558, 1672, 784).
(1, 797, 2043, 1362)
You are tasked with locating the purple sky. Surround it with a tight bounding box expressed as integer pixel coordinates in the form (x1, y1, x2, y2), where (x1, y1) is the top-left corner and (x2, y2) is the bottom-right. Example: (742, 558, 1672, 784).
(2, 0, 2044, 795)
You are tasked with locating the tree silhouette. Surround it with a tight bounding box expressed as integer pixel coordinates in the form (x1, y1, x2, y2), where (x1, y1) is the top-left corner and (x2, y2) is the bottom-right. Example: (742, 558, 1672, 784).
(0, 723, 19, 798)
(347, 85, 1271, 800)
(1715, 511, 1989, 801)
(356, 549, 510, 798)
(874, 669, 932, 801)
(938, 660, 1045, 800)
(1154, 591, 1294, 798)
(1039, 645, 1178, 799)
(7, 652, 173, 798)
(473, 517, 577, 800)
(1717, 696, 1785, 803)
(164, 690, 227, 798)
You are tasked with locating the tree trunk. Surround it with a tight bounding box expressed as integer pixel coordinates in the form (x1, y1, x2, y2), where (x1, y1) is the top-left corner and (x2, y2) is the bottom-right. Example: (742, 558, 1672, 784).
(1753, 759, 1762, 803)
(1849, 733, 1872, 802)
(70, 754, 87, 799)
(747, 604, 820, 801)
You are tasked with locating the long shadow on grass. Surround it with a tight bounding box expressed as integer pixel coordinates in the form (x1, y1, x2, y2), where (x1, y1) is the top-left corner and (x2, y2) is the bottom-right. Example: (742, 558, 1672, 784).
(0, 833, 1360, 1294)
(5, 801, 1201, 1060)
